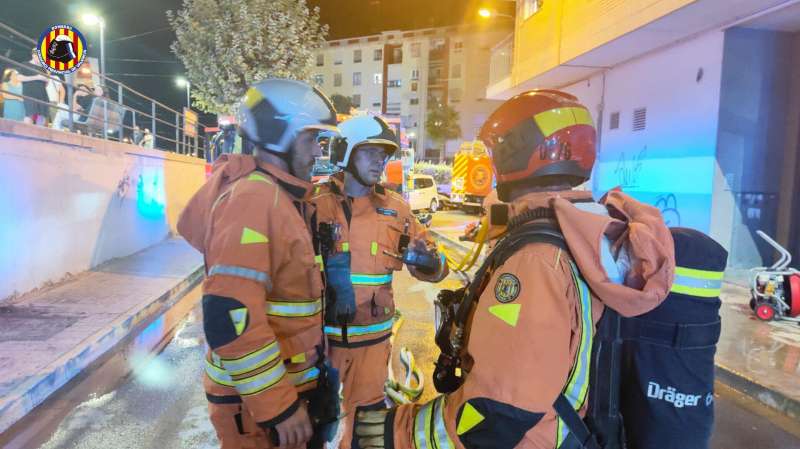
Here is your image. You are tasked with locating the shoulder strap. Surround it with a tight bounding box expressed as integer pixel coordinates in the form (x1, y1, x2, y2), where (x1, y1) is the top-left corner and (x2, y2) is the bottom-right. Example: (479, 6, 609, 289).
(454, 219, 567, 326)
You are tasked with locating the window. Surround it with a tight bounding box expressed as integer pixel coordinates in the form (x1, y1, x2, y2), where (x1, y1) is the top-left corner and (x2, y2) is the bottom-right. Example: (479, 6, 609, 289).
(353, 72, 362, 86)
(453, 41, 463, 53)
(410, 98, 419, 105)
(393, 48, 403, 63)
(373, 73, 383, 84)
(414, 178, 433, 189)
(609, 112, 620, 130)
(388, 80, 401, 88)
(522, 0, 542, 20)
(374, 49, 383, 61)
(316, 54, 324, 67)
(451, 64, 462, 79)
(411, 43, 421, 58)
(334, 73, 342, 87)
(313, 74, 324, 85)
(352, 94, 361, 108)
(411, 81, 418, 92)
(354, 49, 362, 63)
(334, 52, 343, 65)
(449, 88, 462, 103)
(411, 69, 420, 80)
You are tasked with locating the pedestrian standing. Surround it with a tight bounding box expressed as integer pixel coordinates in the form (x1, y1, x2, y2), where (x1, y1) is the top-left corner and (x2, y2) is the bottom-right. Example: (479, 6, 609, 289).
(2, 68, 25, 122)
(19, 49, 50, 126)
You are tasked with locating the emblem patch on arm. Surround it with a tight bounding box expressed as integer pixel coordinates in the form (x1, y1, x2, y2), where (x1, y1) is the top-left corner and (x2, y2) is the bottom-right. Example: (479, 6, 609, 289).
(494, 273, 521, 303)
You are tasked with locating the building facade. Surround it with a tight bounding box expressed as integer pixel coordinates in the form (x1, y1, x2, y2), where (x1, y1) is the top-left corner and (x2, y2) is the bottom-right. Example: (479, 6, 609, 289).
(487, 0, 800, 269)
(314, 24, 511, 160)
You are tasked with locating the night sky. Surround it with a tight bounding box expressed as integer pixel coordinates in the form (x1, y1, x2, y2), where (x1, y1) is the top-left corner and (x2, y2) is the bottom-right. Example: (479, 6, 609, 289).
(0, 0, 494, 121)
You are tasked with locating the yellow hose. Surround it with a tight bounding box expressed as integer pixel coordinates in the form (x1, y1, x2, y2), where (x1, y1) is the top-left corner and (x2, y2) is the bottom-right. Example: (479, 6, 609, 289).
(442, 217, 490, 272)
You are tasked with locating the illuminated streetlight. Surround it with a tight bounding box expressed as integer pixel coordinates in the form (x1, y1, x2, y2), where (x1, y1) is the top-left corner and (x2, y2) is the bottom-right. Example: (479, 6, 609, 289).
(175, 76, 191, 109)
(82, 13, 106, 77)
(478, 7, 514, 19)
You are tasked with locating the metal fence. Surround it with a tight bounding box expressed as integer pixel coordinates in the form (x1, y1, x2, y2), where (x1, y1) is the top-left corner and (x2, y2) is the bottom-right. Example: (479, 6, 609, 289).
(0, 22, 207, 157)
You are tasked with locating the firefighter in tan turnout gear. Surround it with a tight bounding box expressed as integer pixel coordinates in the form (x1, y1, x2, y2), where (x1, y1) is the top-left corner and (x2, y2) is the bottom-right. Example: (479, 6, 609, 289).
(355, 90, 676, 449)
(178, 79, 341, 449)
(311, 114, 448, 449)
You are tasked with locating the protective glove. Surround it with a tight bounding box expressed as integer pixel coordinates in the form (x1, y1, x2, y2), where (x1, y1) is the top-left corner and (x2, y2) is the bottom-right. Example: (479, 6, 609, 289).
(403, 240, 441, 275)
(325, 252, 356, 325)
(355, 409, 391, 449)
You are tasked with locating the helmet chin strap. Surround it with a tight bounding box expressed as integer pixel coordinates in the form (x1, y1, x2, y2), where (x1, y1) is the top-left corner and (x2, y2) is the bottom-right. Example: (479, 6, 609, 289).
(347, 163, 372, 188)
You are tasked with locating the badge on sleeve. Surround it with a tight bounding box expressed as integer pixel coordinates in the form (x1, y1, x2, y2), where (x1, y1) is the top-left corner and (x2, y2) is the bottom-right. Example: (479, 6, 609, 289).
(494, 273, 521, 303)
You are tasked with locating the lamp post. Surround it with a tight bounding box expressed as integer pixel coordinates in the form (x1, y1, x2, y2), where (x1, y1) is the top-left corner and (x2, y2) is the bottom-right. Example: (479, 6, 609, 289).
(82, 14, 106, 77)
(175, 76, 190, 109)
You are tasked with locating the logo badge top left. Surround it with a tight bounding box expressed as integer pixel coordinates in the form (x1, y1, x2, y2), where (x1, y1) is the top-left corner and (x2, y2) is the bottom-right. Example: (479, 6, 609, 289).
(37, 24, 87, 75)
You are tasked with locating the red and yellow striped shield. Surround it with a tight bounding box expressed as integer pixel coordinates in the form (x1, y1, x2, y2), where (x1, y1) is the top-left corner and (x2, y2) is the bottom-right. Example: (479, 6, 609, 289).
(37, 24, 87, 75)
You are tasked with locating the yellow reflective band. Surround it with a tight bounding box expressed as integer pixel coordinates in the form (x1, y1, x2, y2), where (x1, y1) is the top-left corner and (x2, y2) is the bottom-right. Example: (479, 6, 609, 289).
(488, 303, 521, 327)
(247, 172, 272, 184)
(215, 341, 281, 376)
(671, 266, 724, 298)
(670, 284, 721, 298)
(235, 362, 287, 396)
(290, 353, 307, 364)
(205, 359, 236, 387)
(558, 262, 594, 447)
(288, 366, 320, 386)
(350, 273, 393, 286)
(342, 242, 350, 252)
(371, 241, 378, 256)
(266, 299, 323, 317)
(244, 87, 264, 108)
(534, 107, 594, 137)
(457, 401, 485, 435)
(675, 266, 724, 281)
(241, 227, 269, 245)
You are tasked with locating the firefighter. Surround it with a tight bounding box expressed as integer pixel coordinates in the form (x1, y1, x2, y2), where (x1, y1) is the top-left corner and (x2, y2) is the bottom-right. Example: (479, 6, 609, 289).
(310, 114, 448, 449)
(355, 90, 676, 449)
(177, 78, 339, 449)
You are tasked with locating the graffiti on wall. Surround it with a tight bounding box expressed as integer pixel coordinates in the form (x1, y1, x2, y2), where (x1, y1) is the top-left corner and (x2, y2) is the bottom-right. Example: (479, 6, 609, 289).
(613, 147, 647, 189)
(655, 193, 681, 227)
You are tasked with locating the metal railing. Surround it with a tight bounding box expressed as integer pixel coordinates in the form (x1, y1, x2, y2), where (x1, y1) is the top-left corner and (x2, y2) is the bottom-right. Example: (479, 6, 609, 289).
(489, 33, 514, 87)
(0, 22, 208, 157)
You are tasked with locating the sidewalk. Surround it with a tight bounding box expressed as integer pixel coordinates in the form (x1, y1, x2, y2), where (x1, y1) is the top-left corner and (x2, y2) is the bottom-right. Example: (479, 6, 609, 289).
(429, 225, 800, 420)
(0, 238, 203, 435)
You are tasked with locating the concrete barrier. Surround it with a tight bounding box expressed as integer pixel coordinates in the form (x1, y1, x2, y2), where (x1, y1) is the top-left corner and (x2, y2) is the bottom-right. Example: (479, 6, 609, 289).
(0, 119, 206, 301)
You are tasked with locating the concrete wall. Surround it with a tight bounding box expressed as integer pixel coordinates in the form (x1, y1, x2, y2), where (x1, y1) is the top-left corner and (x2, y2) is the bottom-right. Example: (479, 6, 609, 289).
(577, 31, 725, 233)
(0, 119, 206, 300)
(715, 28, 798, 267)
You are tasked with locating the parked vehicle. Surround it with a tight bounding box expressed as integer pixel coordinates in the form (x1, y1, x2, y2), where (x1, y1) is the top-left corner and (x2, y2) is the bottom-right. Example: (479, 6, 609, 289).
(450, 140, 493, 214)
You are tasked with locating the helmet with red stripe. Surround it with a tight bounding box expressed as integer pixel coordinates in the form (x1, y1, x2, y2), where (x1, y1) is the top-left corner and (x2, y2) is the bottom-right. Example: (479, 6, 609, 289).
(478, 90, 596, 201)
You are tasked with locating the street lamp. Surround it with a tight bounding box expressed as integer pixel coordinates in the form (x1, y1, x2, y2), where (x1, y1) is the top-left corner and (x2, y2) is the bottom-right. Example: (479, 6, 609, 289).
(478, 7, 514, 19)
(82, 14, 106, 78)
(175, 76, 190, 109)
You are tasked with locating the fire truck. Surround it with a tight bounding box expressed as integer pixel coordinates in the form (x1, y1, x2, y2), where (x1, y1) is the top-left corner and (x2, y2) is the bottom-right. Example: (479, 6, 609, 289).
(450, 140, 493, 213)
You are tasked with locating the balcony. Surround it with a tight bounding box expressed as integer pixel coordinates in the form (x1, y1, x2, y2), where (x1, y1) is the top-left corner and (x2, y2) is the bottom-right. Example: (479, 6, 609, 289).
(486, 33, 513, 100)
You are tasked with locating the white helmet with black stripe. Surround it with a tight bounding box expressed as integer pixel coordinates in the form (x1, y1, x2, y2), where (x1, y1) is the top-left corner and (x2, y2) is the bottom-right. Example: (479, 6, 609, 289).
(330, 115, 399, 169)
(237, 78, 338, 155)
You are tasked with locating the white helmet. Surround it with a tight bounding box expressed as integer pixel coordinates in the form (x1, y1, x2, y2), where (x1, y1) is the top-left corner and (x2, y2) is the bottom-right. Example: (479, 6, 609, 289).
(330, 115, 399, 169)
(237, 78, 338, 154)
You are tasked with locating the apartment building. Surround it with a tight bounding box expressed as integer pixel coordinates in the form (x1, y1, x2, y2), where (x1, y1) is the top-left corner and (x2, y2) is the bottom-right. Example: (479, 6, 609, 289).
(314, 24, 511, 160)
